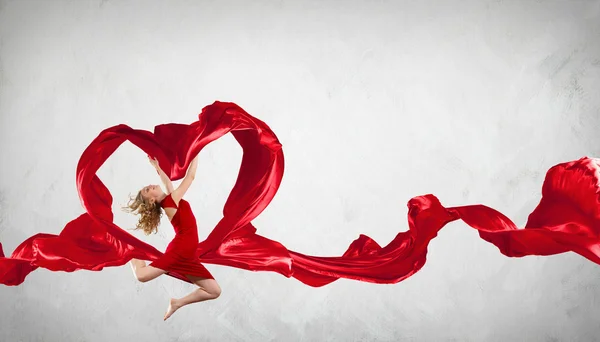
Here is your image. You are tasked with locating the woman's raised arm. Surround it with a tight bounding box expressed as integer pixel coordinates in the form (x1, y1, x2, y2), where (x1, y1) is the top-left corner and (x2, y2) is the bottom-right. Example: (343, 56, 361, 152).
(170, 155, 198, 204)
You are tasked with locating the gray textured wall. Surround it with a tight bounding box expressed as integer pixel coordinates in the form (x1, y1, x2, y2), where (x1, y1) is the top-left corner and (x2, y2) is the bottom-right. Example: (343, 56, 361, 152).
(1, 0, 599, 341)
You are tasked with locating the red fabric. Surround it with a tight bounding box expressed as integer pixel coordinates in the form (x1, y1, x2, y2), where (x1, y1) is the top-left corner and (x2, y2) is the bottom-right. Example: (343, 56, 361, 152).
(1, 101, 600, 287)
(148, 194, 213, 279)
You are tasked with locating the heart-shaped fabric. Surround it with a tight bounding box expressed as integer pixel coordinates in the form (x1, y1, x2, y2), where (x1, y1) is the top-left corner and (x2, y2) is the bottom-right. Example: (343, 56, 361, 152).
(1, 101, 600, 286)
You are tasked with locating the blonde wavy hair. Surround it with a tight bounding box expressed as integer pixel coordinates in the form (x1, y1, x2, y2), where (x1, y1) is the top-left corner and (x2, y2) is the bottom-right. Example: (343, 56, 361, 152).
(121, 190, 163, 235)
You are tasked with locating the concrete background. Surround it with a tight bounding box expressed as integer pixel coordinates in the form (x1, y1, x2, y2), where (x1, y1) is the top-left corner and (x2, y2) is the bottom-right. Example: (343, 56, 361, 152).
(1, 0, 599, 341)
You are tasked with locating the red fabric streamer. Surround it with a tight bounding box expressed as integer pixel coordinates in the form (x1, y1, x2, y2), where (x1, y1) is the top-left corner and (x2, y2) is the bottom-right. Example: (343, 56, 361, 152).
(1, 101, 599, 287)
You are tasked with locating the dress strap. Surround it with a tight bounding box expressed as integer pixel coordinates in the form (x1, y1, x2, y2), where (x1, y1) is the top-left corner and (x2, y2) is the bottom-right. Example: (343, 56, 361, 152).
(160, 194, 178, 209)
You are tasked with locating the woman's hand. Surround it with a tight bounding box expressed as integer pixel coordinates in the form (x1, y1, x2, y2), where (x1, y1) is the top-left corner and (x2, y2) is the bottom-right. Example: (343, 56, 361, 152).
(150, 155, 175, 193)
(148, 155, 159, 169)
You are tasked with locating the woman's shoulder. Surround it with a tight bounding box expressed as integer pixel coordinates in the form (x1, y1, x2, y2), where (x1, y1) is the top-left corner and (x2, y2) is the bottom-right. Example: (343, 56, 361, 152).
(161, 193, 179, 208)
(166, 193, 187, 206)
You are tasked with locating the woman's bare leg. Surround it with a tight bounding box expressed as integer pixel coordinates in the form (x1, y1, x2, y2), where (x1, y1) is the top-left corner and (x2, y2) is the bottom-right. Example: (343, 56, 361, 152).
(130, 258, 167, 283)
(164, 275, 221, 321)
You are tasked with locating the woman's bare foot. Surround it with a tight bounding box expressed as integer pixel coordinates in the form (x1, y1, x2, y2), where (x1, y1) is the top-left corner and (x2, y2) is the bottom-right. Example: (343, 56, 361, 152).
(164, 298, 182, 321)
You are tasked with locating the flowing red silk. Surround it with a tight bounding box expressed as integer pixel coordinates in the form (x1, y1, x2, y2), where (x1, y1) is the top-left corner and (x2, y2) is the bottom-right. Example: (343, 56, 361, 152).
(1, 101, 600, 287)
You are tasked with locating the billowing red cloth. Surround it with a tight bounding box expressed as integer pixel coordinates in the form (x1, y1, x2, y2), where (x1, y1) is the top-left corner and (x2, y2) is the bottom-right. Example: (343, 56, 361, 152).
(1, 101, 599, 287)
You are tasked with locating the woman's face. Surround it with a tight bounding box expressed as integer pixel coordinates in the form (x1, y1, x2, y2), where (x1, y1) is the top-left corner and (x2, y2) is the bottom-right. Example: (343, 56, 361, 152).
(141, 184, 162, 204)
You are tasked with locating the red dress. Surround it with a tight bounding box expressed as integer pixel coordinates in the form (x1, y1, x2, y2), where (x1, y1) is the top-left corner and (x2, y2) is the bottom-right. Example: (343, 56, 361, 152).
(149, 194, 214, 279)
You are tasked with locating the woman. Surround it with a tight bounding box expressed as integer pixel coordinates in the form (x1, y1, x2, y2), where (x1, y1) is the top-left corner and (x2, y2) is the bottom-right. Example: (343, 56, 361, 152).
(123, 155, 221, 321)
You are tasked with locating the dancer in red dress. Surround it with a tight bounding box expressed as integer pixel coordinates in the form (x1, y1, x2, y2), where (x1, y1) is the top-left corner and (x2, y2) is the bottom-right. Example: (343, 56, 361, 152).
(2, 101, 600, 320)
(124, 155, 221, 321)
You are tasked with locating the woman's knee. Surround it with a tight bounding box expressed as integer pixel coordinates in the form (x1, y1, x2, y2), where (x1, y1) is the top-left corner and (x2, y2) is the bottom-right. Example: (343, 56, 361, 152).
(135, 266, 164, 283)
(136, 273, 150, 283)
(190, 277, 221, 298)
(211, 285, 222, 298)
(204, 280, 221, 298)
